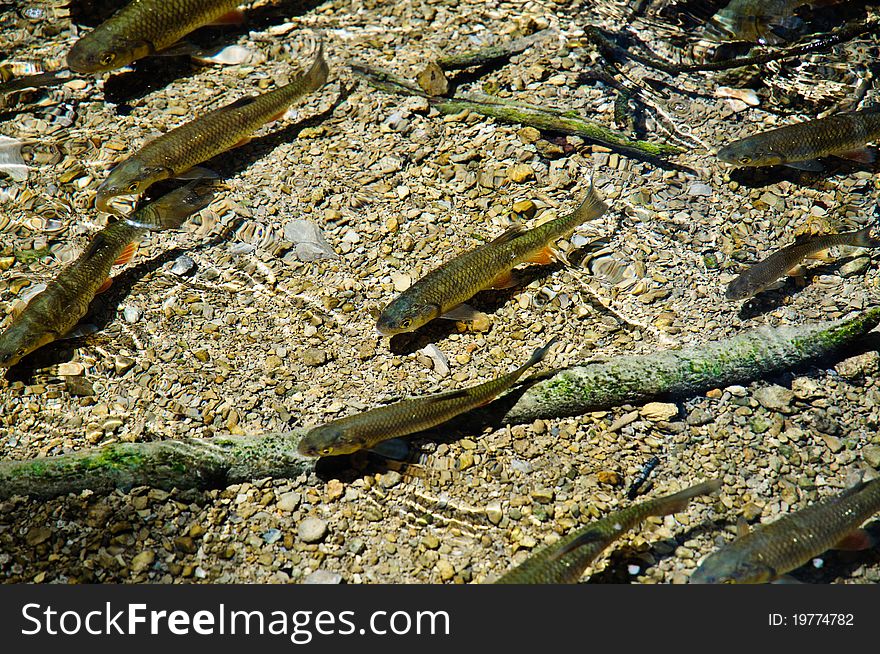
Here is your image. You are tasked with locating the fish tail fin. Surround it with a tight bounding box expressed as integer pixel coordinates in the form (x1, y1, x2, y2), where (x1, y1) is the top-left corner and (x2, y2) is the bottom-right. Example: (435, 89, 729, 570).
(651, 479, 721, 516)
(852, 225, 880, 248)
(304, 39, 329, 91)
(570, 180, 609, 225)
(522, 335, 559, 372)
(124, 182, 214, 231)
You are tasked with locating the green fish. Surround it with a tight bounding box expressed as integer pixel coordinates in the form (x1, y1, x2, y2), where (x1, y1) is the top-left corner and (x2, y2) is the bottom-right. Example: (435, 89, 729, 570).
(376, 184, 608, 335)
(717, 108, 880, 170)
(0, 183, 212, 368)
(95, 44, 328, 213)
(726, 226, 880, 300)
(691, 477, 880, 584)
(493, 480, 721, 584)
(297, 338, 558, 457)
(66, 0, 244, 73)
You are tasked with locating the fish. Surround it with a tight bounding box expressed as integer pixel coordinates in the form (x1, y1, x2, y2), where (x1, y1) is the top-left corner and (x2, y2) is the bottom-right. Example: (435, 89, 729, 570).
(376, 184, 608, 335)
(717, 108, 880, 169)
(297, 338, 558, 457)
(708, 0, 844, 44)
(691, 476, 880, 584)
(0, 183, 212, 368)
(95, 44, 328, 213)
(493, 480, 721, 583)
(66, 0, 244, 74)
(725, 226, 880, 300)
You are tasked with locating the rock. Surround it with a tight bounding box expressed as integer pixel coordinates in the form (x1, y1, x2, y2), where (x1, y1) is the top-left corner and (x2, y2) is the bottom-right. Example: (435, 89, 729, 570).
(303, 569, 343, 584)
(422, 535, 440, 549)
(687, 183, 712, 196)
(517, 126, 540, 144)
(57, 362, 84, 376)
(792, 377, 822, 399)
(512, 199, 536, 217)
(835, 351, 879, 380)
(818, 433, 843, 453)
(641, 402, 678, 422)
(277, 492, 300, 512)
(283, 220, 337, 261)
(170, 255, 195, 276)
(114, 355, 135, 375)
(862, 445, 880, 469)
(507, 163, 535, 183)
(326, 479, 344, 500)
(302, 348, 327, 367)
(485, 500, 503, 525)
(379, 471, 402, 488)
(839, 256, 870, 278)
(298, 517, 328, 543)
(25, 526, 52, 546)
(686, 407, 714, 426)
(390, 271, 411, 292)
(753, 385, 794, 413)
(416, 62, 448, 96)
(436, 559, 454, 581)
(131, 550, 155, 573)
(122, 306, 141, 323)
(262, 528, 282, 544)
(596, 470, 622, 486)
(531, 488, 554, 504)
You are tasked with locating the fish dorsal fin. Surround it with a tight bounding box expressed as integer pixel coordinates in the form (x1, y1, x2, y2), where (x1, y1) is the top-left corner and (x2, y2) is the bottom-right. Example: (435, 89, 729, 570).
(427, 387, 471, 402)
(792, 232, 813, 244)
(489, 223, 526, 245)
(550, 529, 605, 560)
(736, 516, 750, 538)
(227, 94, 257, 110)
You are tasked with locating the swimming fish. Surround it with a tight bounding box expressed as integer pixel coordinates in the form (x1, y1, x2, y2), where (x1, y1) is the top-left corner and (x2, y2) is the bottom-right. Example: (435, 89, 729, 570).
(691, 476, 880, 584)
(494, 480, 721, 583)
(725, 226, 880, 300)
(376, 184, 608, 335)
(66, 0, 244, 73)
(717, 109, 880, 169)
(95, 44, 328, 213)
(0, 183, 212, 368)
(297, 338, 558, 457)
(709, 0, 844, 44)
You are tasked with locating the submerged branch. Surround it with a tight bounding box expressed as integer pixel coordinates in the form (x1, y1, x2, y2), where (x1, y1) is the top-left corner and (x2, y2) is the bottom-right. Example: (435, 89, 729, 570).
(2, 308, 878, 500)
(437, 29, 552, 70)
(350, 62, 684, 157)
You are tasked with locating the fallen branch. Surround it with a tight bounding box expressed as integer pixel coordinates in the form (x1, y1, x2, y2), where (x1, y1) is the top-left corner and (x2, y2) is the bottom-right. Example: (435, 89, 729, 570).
(437, 29, 551, 70)
(3, 308, 878, 500)
(350, 62, 684, 158)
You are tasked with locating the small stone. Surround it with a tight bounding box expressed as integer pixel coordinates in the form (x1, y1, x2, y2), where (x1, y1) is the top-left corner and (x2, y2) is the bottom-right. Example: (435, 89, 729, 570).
(641, 402, 678, 422)
(839, 256, 870, 278)
(507, 163, 535, 183)
(436, 559, 454, 581)
(380, 471, 402, 488)
(262, 529, 282, 544)
(512, 199, 536, 217)
(517, 126, 540, 144)
(131, 550, 155, 573)
(303, 569, 343, 584)
(792, 377, 822, 399)
(277, 492, 300, 512)
(862, 445, 880, 469)
(298, 517, 328, 543)
(416, 61, 448, 96)
(687, 183, 712, 196)
(531, 488, 554, 504)
(835, 351, 879, 380)
(326, 479, 344, 500)
(485, 500, 503, 525)
(122, 306, 141, 323)
(390, 271, 411, 292)
(686, 407, 713, 426)
(56, 362, 84, 376)
(25, 526, 51, 546)
(170, 255, 195, 276)
(596, 470, 621, 486)
(302, 348, 327, 367)
(753, 385, 794, 413)
(819, 433, 843, 453)
(114, 355, 135, 375)
(422, 535, 440, 549)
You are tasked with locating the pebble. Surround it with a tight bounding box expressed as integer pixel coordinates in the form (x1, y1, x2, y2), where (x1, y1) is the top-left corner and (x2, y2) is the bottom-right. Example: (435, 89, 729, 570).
(122, 306, 141, 323)
(298, 517, 328, 544)
(131, 550, 155, 573)
(277, 492, 301, 512)
(436, 559, 454, 581)
(170, 255, 195, 276)
(687, 183, 712, 197)
(301, 348, 328, 367)
(507, 164, 535, 183)
(640, 402, 678, 422)
(485, 500, 503, 525)
(839, 257, 870, 278)
(753, 385, 793, 413)
(303, 569, 343, 584)
(686, 407, 714, 426)
(863, 445, 880, 469)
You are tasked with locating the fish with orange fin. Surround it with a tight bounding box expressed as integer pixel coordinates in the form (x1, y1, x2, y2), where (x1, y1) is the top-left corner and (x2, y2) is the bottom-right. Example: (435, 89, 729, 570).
(66, 0, 246, 73)
(0, 183, 212, 368)
(376, 183, 608, 335)
(95, 43, 328, 213)
(691, 476, 880, 584)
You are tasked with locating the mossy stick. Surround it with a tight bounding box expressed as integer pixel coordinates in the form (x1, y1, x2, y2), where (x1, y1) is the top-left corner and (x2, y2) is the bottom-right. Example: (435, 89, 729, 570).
(2, 309, 878, 500)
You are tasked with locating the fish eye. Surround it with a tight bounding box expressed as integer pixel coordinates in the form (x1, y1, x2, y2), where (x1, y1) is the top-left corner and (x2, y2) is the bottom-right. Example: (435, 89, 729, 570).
(401, 318, 412, 329)
(321, 447, 332, 455)
(739, 156, 751, 164)
(100, 53, 115, 66)
(127, 182, 139, 192)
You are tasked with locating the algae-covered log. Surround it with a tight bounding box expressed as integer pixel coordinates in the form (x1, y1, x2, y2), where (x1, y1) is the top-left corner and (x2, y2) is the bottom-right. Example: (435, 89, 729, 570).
(436, 29, 550, 70)
(497, 307, 880, 424)
(2, 309, 878, 500)
(0, 431, 311, 501)
(349, 63, 683, 158)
